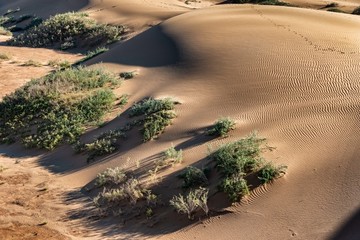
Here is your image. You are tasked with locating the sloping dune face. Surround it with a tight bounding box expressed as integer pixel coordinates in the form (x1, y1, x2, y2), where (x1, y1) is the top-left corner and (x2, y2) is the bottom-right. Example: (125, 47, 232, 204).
(80, 5, 360, 239)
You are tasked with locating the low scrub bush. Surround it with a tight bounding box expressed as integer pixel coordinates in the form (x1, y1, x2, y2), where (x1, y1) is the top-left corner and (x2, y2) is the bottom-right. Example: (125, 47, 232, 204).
(48, 59, 71, 70)
(0, 26, 11, 36)
(8, 12, 126, 49)
(211, 133, 287, 202)
(95, 167, 127, 187)
(120, 71, 136, 79)
(163, 146, 183, 165)
(207, 117, 236, 137)
(21, 60, 42, 67)
(353, 6, 360, 15)
(179, 166, 208, 189)
(170, 187, 209, 219)
(129, 98, 177, 141)
(0, 67, 121, 149)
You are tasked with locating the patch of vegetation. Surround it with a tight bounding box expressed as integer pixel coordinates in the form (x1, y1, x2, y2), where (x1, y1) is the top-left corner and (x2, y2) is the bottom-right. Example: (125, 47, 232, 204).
(170, 187, 209, 219)
(21, 59, 42, 67)
(48, 59, 72, 70)
(0, 26, 11, 36)
(352, 6, 360, 15)
(0, 67, 121, 149)
(0, 53, 10, 60)
(323, 2, 339, 8)
(95, 167, 127, 187)
(8, 12, 126, 49)
(228, 0, 290, 6)
(163, 145, 183, 165)
(74, 47, 109, 66)
(129, 98, 178, 141)
(207, 117, 236, 137)
(120, 71, 136, 80)
(75, 129, 126, 161)
(178, 166, 208, 189)
(210, 133, 287, 202)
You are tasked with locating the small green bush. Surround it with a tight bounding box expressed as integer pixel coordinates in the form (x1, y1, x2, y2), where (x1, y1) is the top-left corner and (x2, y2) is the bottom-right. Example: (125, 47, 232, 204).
(120, 71, 136, 80)
(95, 167, 127, 187)
(8, 12, 126, 49)
(207, 117, 236, 137)
(220, 174, 249, 202)
(179, 166, 208, 189)
(353, 6, 360, 15)
(129, 98, 175, 117)
(170, 187, 209, 219)
(258, 163, 287, 184)
(163, 146, 183, 165)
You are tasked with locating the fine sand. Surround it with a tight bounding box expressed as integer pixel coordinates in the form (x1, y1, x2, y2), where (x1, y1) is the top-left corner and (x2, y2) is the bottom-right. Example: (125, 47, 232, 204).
(1, 0, 360, 240)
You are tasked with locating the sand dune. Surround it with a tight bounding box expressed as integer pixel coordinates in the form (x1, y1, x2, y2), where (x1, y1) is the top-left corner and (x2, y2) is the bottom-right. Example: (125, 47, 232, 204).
(1, 1, 360, 240)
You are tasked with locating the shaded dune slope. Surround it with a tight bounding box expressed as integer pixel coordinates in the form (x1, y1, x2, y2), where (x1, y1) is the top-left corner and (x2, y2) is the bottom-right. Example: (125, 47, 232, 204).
(60, 5, 360, 239)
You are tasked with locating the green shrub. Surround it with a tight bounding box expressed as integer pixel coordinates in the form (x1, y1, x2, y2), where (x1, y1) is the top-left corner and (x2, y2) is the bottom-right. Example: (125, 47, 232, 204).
(207, 117, 236, 137)
(353, 6, 360, 15)
(220, 174, 249, 202)
(179, 166, 208, 189)
(120, 71, 136, 79)
(8, 12, 126, 49)
(163, 145, 183, 165)
(258, 163, 287, 184)
(0, 67, 120, 149)
(169, 187, 209, 219)
(48, 59, 71, 70)
(129, 98, 177, 141)
(95, 167, 127, 187)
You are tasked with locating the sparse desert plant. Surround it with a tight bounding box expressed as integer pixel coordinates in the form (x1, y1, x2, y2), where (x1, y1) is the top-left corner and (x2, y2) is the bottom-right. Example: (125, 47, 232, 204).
(48, 59, 71, 70)
(0, 66, 121, 149)
(95, 167, 127, 187)
(258, 163, 287, 184)
(120, 71, 136, 79)
(178, 166, 208, 189)
(207, 117, 236, 137)
(129, 98, 175, 117)
(123, 178, 144, 204)
(8, 12, 126, 49)
(0, 53, 10, 60)
(21, 59, 42, 67)
(352, 6, 360, 14)
(170, 187, 209, 219)
(220, 173, 249, 202)
(0, 26, 11, 36)
(163, 145, 183, 165)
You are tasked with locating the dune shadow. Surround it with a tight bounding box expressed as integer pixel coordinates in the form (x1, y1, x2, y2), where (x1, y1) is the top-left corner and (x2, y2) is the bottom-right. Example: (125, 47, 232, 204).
(88, 24, 181, 68)
(331, 207, 360, 240)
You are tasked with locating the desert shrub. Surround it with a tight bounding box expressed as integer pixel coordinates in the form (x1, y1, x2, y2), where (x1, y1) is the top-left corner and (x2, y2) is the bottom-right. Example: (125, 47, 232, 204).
(169, 187, 209, 219)
(0, 26, 11, 36)
(0, 67, 121, 149)
(74, 47, 109, 66)
(324, 2, 338, 8)
(258, 163, 287, 184)
(120, 71, 136, 79)
(179, 166, 208, 189)
(163, 146, 183, 165)
(77, 130, 125, 161)
(95, 167, 127, 187)
(48, 59, 71, 70)
(0, 53, 10, 60)
(21, 60, 42, 67)
(353, 6, 360, 14)
(129, 98, 177, 141)
(207, 117, 236, 137)
(8, 12, 126, 49)
(219, 174, 249, 202)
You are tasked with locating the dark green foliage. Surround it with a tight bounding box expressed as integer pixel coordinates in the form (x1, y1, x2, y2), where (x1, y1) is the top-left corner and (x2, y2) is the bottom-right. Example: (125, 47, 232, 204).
(219, 174, 249, 202)
(120, 71, 136, 79)
(8, 12, 126, 49)
(129, 98, 177, 141)
(0, 67, 120, 149)
(353, 6, 360, 15)
(207, 117, 236, 137)
(258, 163, 287, 184)
(179, 166, 208, 189)
(211, 133, 286, 202)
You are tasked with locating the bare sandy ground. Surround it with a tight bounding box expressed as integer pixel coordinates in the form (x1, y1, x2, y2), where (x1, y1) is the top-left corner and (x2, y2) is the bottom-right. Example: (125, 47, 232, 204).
(1, 0, 360, 240)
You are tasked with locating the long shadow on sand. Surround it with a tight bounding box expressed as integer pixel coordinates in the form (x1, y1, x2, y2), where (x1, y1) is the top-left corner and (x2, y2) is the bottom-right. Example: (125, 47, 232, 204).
(331, 207, 360, 240)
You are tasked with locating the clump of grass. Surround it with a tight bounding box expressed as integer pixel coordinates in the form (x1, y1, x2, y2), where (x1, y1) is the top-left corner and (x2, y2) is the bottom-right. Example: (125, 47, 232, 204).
(178, 166, 208, 189)
(0, 53, 10, 60)
(207, 117, 236, 137)
(95, 167, 127, 187)
(120, 71, 136, 80)
(21, 59, 42, 67)
(353, 6, 360, 15)
(129, 98, 177, 141)
(0, 66, 121, 149)
(210, 133, 287, 202)
(8, 12, 126, 49)
(163, 145, 183, 165)
(74, 47, 109, 66)
(170, 187, 209, 219)
(0, 26, 12, 36)
(48, 59, 72, 70)
(75, 129, 125, 161)
(258, 163, 287, 184)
